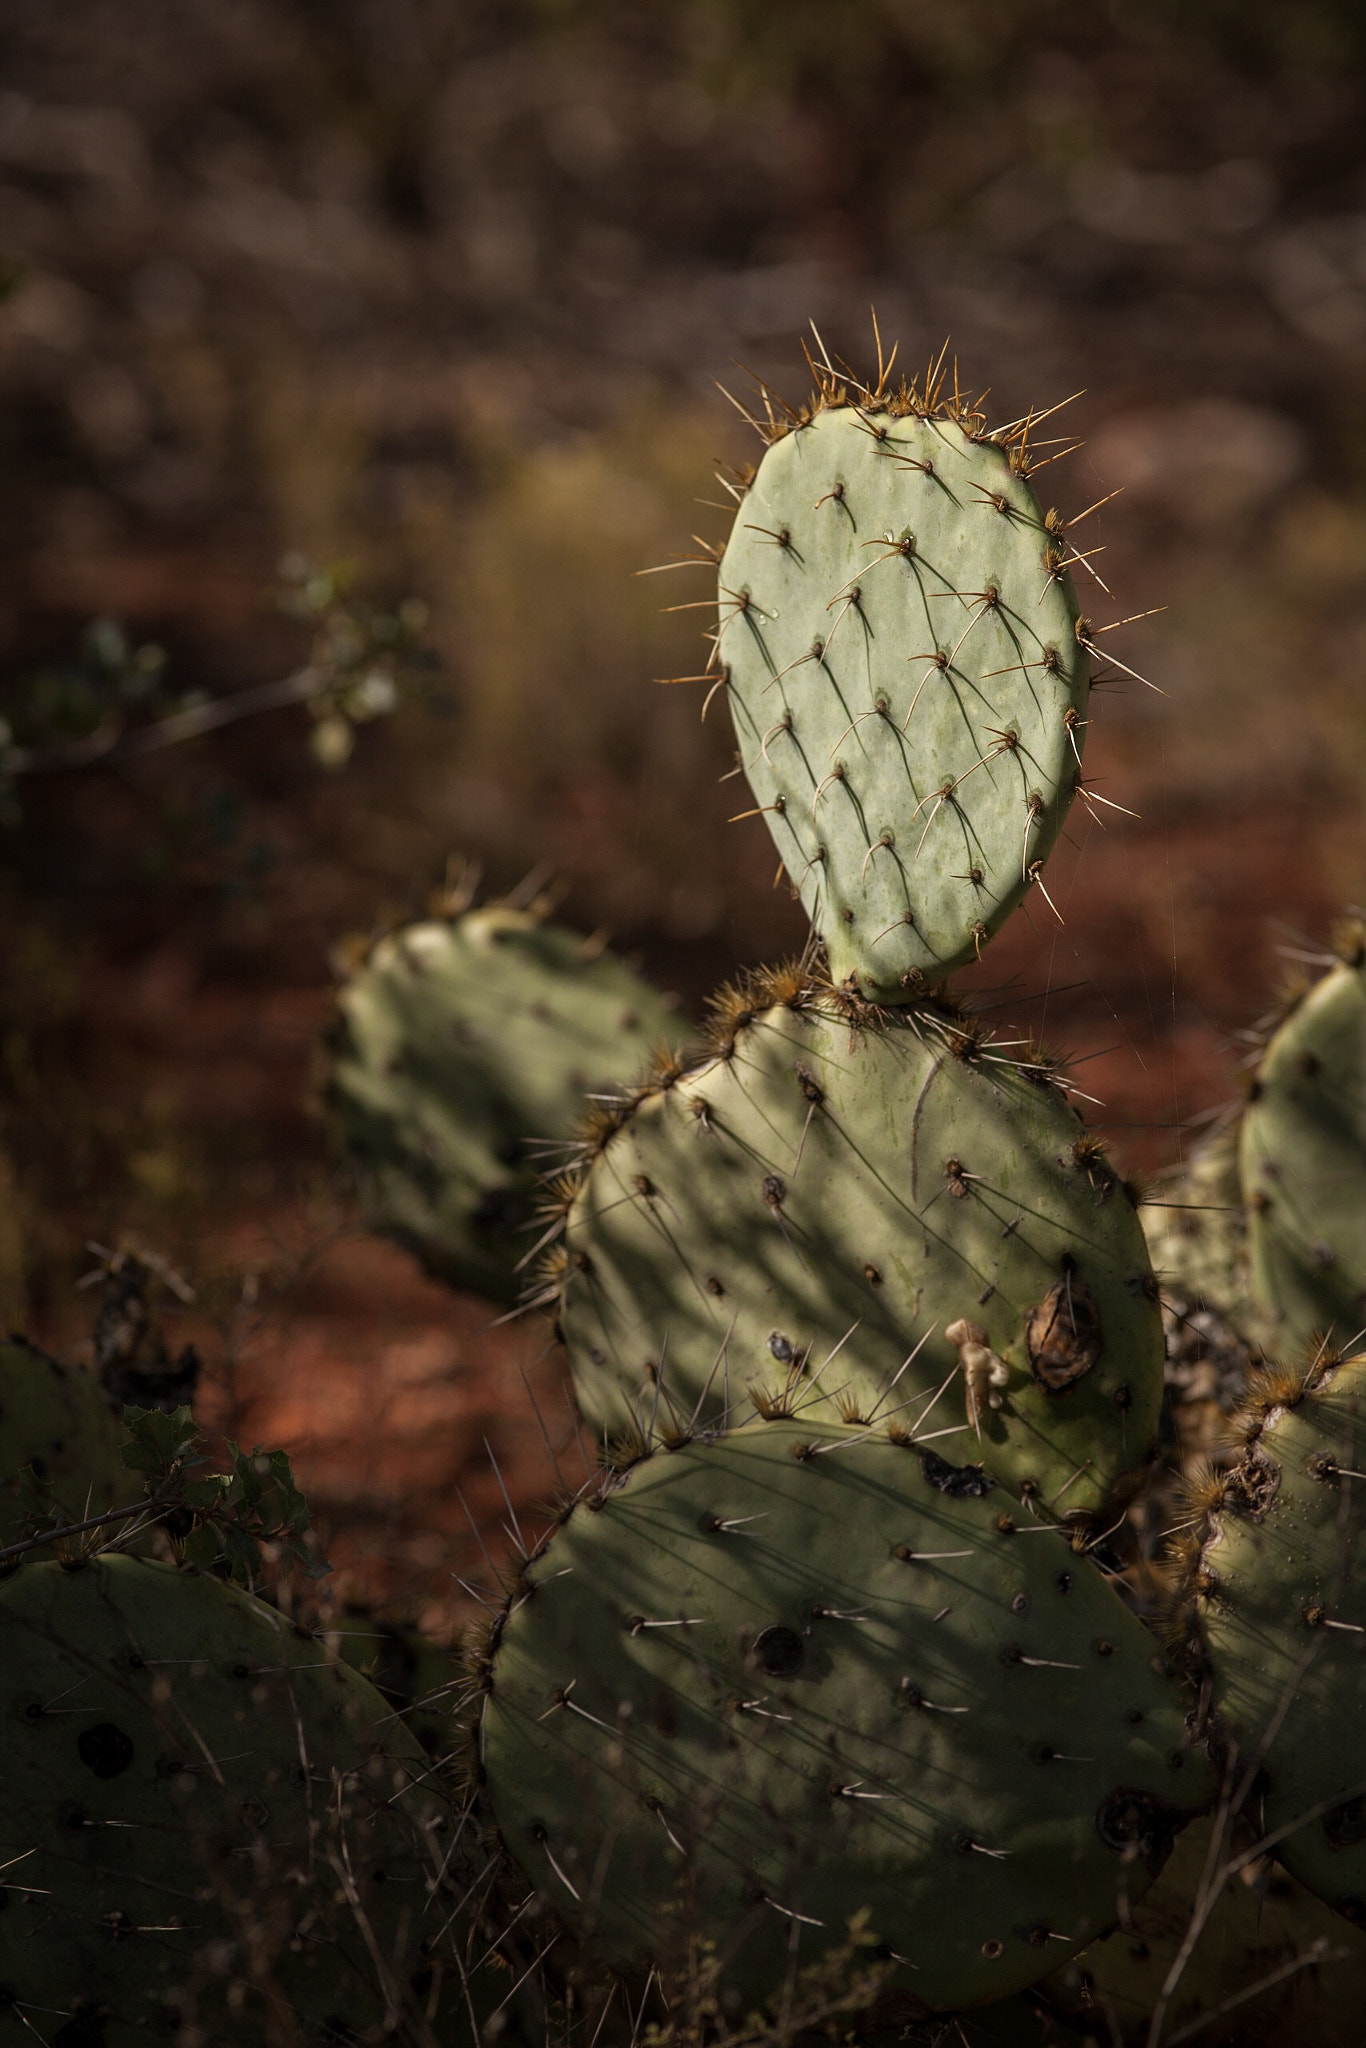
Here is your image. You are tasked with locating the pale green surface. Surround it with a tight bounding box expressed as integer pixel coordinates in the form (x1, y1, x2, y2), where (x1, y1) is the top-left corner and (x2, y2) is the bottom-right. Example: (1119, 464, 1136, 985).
(1240, 959, 1366, 1352)
(719, 408, 1089, 995)
(481, 1419, 1214, 2017)
(562, 998, 1163, 1515)
(1198, 1354, 1366, 1924)
(329, 906, 688, 1301)
(0, 1557, 445, 2045)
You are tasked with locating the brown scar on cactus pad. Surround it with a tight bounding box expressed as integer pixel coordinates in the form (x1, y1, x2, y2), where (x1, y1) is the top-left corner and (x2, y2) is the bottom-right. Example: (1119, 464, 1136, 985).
(473, 1417, 1215, 2021)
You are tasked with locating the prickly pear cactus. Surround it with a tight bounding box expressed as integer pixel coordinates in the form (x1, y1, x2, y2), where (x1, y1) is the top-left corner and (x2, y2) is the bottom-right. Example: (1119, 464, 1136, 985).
(556, 971, 1163, 1517)
(331, 1603, 463, 1759)
(0, 1556, 452, 2044)
(1179, 1349, 1366, 1928)
(328, 903, 688, 1301)
(475, 1418, 1214, 2019)
(716, 374, 1090, 996)
(0, 1335, 130, 1545)
(1049, 1811, 1366, 2043)
(1239, 928, 1366, 1353)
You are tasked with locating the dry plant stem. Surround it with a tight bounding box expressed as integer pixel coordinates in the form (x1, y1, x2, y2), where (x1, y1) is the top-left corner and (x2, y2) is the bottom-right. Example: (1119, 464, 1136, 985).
(4, 666, 321, 775)
(0, 1481, 177, 1567)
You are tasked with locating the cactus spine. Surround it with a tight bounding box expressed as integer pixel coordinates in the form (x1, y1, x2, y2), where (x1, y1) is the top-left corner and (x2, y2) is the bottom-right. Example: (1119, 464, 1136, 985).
(556, 971, 1162, 1519)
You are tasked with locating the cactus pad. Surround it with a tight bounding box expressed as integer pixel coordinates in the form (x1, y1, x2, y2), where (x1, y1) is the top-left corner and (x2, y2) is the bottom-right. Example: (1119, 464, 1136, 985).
(0, 1555, 451, 2042)
(1239, 936, 1366, 1353)
(329, 904, 687, 1301)
(716, 385, 1090, 995)
(558, 976, 1163, 1517)
(1050, 1811, 1366, 2043)
(0, 1335, 130, 1546)
(1184, 1350, 1366, 1927)
(477, 1418, 1214, 2018)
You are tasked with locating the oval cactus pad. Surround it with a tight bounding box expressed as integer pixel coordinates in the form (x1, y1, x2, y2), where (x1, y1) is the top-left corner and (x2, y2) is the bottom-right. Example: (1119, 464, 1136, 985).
(718, 399, 1089, 995)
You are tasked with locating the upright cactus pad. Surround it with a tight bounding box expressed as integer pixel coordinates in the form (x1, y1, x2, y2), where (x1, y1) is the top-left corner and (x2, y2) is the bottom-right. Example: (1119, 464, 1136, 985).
(476, 1418, 1214, 2018)
(0, 1556, 450, 2043)
(0, 1335, 130, 1545)
(1239, 931, 1366, 1353)
(328, 903, 688, 1301)
(716, 379, 1090, 995)
(1181, 1349, 1366, 1926)
(558, 973, 1163, 1517)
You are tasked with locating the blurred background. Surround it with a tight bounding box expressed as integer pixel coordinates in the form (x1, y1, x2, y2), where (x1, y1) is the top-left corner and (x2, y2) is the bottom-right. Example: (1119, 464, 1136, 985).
(1, 0, 1363, 1619)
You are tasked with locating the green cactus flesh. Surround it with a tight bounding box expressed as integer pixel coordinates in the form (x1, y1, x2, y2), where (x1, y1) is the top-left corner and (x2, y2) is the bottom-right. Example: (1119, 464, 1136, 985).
(329, 905, 688, 1301)
(477, 1418, 1214, 2019)
(1141, 1124, 1250, 1325)
(1048, 1811, 1366, 2043)
(0, 1336, 130, 1546)
(716, 402, 1089, 996)
(1239, 947, 1366, 1353)
(1189, 1351, 1366, 1926)
(0, 1555, 451, 2044)
(560, 983, 1162, 1517)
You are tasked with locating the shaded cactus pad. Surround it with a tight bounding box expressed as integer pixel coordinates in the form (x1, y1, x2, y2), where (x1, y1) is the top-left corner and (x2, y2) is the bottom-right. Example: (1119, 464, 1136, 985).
(0, 1556, 453, 2044)
(477, 1419, 1214, 2017)
(1047, 1811, 1366, 2043)
(1183, 1350, 1366, 1926)
(328, 904, 687, 1301)
(718, 399, 1089, 995)
(559, 978, 1163, 1517)
(1240, 937, 1366, 1353)
(0, 1336, 129, 1546)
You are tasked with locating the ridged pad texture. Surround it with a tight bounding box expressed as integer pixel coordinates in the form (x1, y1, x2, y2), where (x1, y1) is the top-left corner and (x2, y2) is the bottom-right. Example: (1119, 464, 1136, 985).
(329, 907, 687, 1301)
(1240, 955, 1366, 1353)
(479, 1420, 1213, 2016)
(1193, 1354, 1366, 1925)
(562, 997, 1162, 1515)
(719, 407, 1089, 995)
(0, 1336, 130, 1545)
(0, 1557, 447, 2044)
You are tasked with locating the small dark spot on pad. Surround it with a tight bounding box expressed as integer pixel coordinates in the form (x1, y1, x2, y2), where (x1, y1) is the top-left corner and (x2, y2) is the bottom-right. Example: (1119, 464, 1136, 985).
(752, 1626, 805, 1678)
(77, 1723, 134, 1780)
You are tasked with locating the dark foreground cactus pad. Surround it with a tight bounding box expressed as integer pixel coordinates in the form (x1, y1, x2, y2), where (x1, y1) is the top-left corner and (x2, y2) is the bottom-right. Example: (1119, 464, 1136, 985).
(718, 394, 1089, 995)
(0, 1557, 453, 2044)
(477, 1419, 1214, 2018)
(1239, 933, 1366, 1354)
(558, 976, 1163, 1517)
(1046, 1812, 1366, 2044)
(328, 903, 687, 1301)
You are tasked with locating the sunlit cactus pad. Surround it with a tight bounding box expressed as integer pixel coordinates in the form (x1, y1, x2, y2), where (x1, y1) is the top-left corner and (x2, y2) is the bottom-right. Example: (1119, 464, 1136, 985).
(1240, 931, 1366, 1353)
(328, 903, 687, 1301)
(477, 1418, 1213, 2017)
(1181, 1350, 1366, 1928)
(0, 1335, 129, 1545)
(557, 974, 1163, 1517)
(0, 1556, 450, 2044)
(717, 384, 1089, 995)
